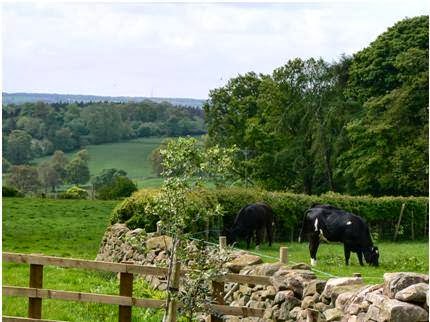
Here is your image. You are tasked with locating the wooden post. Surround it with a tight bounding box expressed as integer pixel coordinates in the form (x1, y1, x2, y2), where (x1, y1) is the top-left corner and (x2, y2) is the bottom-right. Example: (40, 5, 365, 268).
(205, 219, 210, 241)
(394, 203, 406, 241)
(28, 263, 43, 319)
(210, 280, 224, 322)
(280, 247, 288, 265)
(119, 262, 134, 322)
(219, 236, 227, 250)
(165, 260, 181, 322)
(156, 221, 162, 236)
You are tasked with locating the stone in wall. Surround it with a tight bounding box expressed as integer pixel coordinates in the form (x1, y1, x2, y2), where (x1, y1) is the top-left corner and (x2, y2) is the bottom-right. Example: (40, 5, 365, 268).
(395, 283, 429, 303)
(383, 272, 429, 299)
(226, 253, 263, 273)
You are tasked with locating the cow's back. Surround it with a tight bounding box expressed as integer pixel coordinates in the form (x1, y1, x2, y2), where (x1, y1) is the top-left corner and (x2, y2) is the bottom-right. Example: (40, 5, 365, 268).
(235, 203, 273, 229)
(320, 209, 372, 247)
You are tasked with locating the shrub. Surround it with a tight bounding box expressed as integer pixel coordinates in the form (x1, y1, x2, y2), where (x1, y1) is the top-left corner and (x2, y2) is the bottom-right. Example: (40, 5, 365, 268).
(111, 188, 428, 241)
(2, 186, 23, 197)
(97, 176, 138, 200)
(59, 186, 89, 199)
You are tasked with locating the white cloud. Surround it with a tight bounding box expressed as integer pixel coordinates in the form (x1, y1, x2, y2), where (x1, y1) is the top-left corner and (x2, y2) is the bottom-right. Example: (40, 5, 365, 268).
(2, 2, 428, 98)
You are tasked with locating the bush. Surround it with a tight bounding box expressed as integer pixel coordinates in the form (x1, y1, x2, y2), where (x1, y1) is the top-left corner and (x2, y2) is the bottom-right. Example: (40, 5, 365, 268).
(2, 186, 23, 197)
(59, 186, 89, 199)
(97, 176, 138, 200)
(111, 188, 428, 241)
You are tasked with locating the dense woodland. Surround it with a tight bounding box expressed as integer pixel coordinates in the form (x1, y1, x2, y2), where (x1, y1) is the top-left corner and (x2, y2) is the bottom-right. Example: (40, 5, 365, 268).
(2, 100, 205, 164)
(204, 16, 429, 197)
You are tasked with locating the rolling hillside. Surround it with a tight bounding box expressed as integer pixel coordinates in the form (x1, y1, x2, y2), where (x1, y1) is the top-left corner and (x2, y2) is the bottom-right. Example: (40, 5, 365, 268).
(2, 92, 205, 108)
(33, 137, 166, 188)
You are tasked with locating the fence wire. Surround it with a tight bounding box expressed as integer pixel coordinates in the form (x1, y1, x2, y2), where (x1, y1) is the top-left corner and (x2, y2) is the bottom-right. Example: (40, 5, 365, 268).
(187, 233, 384, 281)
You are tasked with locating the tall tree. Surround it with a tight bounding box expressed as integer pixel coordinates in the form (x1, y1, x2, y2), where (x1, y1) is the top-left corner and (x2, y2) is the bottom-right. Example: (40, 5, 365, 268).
(38, 161, 61, 193)
(7, 165, 41, 193)
(65, 150, 90, 185)
(339, 16, 429, 196)
(6, 130, 33, 164)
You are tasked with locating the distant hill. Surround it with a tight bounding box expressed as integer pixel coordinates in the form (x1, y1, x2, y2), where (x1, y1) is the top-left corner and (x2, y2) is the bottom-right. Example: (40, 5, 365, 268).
(2, 92, 206, 108)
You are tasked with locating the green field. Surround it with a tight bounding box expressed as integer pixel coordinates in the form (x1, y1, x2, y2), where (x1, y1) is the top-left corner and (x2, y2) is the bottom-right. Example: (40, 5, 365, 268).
(236, 241, 429, 284)
(34, 137, 166, 188)
(3, 197, 428, 320)
(2, 197, 166, 321)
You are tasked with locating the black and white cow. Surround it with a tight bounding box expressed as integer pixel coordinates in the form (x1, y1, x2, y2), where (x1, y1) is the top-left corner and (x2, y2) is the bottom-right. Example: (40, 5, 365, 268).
(224, 202, 274, 249)
(299, 204, 379, 267)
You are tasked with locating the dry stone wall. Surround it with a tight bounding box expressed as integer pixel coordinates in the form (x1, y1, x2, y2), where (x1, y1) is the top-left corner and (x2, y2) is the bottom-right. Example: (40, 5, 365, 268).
(97, 224, 429, 322)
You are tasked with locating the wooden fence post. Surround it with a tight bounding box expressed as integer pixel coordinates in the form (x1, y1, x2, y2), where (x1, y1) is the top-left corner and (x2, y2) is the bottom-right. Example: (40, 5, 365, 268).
(156, 221, 162, 236)
(166, 260, 181, 322)
(280, 247, 288, 265)
(219, 236, 227, 250)
(394, 203, 405, 241)
(28, 263, 43, 319)
(210, 280, 224, 322)
(119, 262, 134, 322)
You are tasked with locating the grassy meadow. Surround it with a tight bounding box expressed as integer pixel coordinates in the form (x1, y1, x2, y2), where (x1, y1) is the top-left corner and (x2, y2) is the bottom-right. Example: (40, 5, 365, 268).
(3, 197, 429, 320)
(236, 241, 429, 284)
(2, 197, 166, 321)
(33, 137, 166, 188)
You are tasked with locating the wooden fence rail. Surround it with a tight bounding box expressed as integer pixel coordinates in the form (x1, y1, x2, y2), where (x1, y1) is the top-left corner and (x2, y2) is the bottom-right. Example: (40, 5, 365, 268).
(3, 251, 272, 321)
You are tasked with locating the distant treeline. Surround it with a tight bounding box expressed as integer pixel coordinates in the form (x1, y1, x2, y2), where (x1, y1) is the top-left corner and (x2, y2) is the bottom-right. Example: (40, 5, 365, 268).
(204, 16, 428, 197)
(2, 92, 205, 108)
(3, 100, 206, 165)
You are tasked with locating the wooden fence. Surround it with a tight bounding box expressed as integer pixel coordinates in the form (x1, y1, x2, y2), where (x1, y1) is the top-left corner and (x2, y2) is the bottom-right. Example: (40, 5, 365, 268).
(2, 250, 278, 322)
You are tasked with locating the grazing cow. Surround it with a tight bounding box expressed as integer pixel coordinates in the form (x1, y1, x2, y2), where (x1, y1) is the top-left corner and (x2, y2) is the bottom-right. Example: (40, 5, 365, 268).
(299, 204, 379, 267)
(224, 202, 274, 249)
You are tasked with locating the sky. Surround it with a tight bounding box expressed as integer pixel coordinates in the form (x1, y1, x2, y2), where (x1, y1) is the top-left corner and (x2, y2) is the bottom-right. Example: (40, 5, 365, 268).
(2, 1, 429, 99)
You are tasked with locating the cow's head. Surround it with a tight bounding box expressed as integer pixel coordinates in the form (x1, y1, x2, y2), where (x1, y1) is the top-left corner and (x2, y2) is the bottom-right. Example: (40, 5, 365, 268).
(364, 246, 379, 266)
(222, 226, 242, 246)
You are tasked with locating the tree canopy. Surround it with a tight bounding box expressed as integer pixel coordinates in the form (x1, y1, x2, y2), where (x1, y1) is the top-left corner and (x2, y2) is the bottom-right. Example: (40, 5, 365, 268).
(204, 16, 428, 196)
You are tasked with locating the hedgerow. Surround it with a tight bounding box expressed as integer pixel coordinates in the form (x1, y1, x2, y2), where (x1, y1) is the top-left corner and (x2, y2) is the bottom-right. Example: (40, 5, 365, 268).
(111, 188, 428, 241)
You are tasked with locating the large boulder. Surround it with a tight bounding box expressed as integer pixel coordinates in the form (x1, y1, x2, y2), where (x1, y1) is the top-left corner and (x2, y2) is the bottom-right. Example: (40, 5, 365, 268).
(270, 275, 304, 299)
(243, 262, 283, 276)
(303, 279, 327, 297)
(366, 299, 428, 322)
(321, 277, 365, 303)
(225, 254, 263, 273)
(323, 308, 343, 321)
(383, 272, 429, 299)
(395, 283, 429, 303)
(145, 235, 173, 250)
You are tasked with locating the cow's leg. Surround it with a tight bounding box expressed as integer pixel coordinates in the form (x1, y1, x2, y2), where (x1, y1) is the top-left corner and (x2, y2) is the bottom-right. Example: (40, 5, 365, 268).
(246, 232, 252, 249)
(344, 245, 351, 266)
(309, 234, 320, 266)
(255, 228, 264, 250)
(357, 251, 364, 266)
(266, 222, 273, 247)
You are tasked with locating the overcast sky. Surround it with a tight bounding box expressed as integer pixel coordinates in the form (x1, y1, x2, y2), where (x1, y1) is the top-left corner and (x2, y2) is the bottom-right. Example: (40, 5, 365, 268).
(2, 1, 428, 99)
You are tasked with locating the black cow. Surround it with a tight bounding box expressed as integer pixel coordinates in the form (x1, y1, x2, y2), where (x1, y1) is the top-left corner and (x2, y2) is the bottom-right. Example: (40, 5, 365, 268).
(224, 202, 274, 249)
(299, 204, 379, 267)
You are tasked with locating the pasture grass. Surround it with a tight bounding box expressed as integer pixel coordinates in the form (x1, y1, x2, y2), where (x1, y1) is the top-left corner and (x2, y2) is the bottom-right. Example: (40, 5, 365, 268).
(3, 197, 428, 320)
(2, 197, 167, 321)
(233, 240, 429, 284)
(33, 137, 166, 188)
